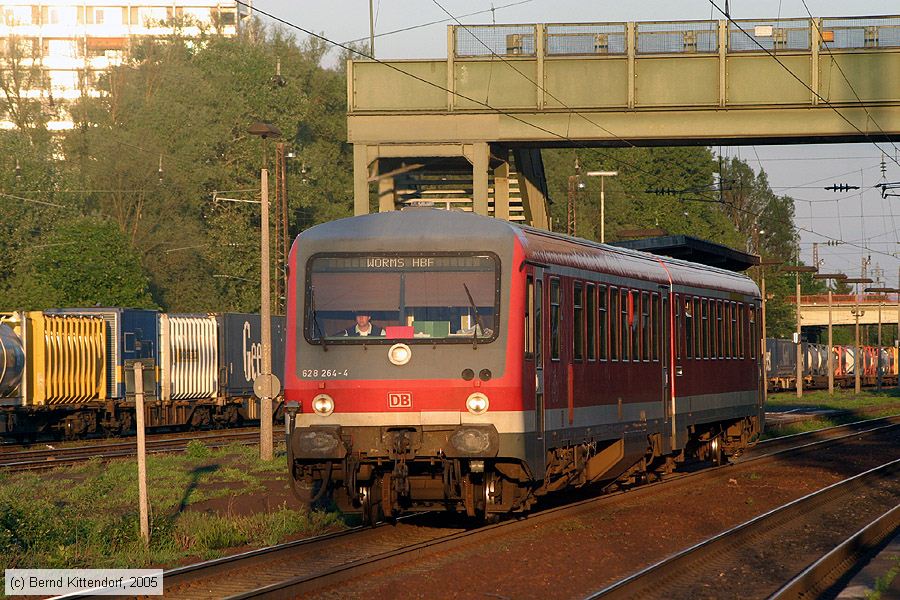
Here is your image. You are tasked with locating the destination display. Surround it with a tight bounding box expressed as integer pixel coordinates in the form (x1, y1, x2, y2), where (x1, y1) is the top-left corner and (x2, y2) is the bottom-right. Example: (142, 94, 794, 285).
(311, 254, 496, 272)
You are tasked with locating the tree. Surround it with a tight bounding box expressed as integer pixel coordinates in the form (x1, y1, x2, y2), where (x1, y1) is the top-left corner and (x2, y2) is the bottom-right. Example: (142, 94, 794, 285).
(1, 217, 155, 310)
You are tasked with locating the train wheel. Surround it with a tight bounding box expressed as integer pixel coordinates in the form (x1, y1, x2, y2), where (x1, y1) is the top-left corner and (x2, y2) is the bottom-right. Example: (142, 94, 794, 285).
(708, 435, 724, 466)
(360, 480, 383, 527)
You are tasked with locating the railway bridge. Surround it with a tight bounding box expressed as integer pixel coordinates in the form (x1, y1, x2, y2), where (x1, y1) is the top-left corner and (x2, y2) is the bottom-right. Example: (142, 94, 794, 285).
(347, 15, 900, 228)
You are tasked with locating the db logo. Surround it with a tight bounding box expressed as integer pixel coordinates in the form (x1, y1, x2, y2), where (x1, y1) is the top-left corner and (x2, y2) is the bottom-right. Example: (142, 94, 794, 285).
(388, 392, 412, 409)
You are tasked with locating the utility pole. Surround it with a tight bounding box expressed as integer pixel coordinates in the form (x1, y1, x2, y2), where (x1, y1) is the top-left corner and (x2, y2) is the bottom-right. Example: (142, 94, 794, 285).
(248, 122, 283, 461)
(130, 361, 150, 545)
(783, 264, 818, 398)
(586, 170, 618, 243)
(815, 273, 846, 395)
(847, 273, 873, 395)
(567, 158, 582, 236)
(369, 0, 375, 56)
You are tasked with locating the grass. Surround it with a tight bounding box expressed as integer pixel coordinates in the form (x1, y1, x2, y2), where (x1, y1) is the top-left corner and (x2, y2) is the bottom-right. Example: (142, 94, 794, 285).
(0, 442, 343, 576)
(869, 555, 900, 600)
(763, 388, 900, 439)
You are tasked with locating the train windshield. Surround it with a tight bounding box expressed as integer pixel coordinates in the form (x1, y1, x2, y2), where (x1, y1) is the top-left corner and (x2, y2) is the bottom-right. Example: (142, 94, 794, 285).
(305, 253, 500, 344)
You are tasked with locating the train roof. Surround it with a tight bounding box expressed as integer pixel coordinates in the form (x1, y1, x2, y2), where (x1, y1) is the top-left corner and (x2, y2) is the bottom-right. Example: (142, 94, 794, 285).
(297, 209, 760, 298)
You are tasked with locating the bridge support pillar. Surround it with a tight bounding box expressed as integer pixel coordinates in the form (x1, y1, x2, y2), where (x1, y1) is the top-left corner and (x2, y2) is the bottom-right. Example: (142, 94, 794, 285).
(472, 142, 489, 216)
(353, 144, 370, 215)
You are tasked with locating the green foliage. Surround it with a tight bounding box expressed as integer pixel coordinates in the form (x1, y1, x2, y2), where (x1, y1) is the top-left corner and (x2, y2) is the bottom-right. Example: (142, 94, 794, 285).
(3, 23, 351, 312)
(2, 217, 155, 310)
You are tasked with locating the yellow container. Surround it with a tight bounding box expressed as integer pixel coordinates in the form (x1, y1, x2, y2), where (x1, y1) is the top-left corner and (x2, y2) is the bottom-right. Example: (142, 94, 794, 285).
(25, 312, 106, 405)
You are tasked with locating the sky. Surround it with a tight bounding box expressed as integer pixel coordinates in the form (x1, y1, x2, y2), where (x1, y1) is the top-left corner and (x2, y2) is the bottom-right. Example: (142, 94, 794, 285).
(251, 0, 900, 285)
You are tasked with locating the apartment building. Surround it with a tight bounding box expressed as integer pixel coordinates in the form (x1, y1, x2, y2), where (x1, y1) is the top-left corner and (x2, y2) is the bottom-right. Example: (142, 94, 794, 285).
(0, 1, 249, 129)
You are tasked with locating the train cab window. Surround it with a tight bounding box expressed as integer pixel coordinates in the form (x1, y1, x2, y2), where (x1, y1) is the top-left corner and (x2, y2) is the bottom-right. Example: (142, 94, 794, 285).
(550, 278, 561, 361)
(587, 283, 596, 361)
(651, 293, 660, 361)
(526, 276, 534, 359)
(701, 299, 710, 359)
(683, 297, 692, 360)
(609, 287, 619, 361)
(573, 282, 584, 361)
(622, 289, 631, 361)
(598, 285, 608, 361)
(641, 291, 650, 361)
(305, 252, 500, 344)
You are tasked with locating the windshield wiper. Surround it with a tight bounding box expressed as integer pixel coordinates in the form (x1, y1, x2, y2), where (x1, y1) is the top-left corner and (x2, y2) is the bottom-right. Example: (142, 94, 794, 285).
(309, 285, 327, 351)
(463, 283, 484, 348)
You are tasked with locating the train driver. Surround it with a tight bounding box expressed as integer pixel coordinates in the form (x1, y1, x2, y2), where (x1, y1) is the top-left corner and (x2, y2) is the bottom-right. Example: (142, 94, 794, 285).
(338, 311, 385, 337)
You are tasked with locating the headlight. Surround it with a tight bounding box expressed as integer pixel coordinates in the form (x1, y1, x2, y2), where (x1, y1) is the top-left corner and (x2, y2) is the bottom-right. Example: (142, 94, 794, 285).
(466, 392, 489, 415)
(388, 343, 412, 366)
(311, 393, 334, 416)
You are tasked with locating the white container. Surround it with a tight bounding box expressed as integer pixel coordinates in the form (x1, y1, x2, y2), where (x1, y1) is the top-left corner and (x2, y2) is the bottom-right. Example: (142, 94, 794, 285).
(159, 314, 218, 401)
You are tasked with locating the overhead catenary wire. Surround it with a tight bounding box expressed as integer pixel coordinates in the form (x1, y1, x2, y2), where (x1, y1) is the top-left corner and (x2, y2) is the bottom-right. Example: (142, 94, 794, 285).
(707, 1, 900, 169)
(799, 0, 900, 161)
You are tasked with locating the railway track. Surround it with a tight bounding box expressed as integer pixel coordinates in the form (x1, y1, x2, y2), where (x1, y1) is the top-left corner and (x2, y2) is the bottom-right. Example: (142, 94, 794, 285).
(138, 418, 900, 599)
(0, 428, 284, 472)
(588, 458, 900, 599)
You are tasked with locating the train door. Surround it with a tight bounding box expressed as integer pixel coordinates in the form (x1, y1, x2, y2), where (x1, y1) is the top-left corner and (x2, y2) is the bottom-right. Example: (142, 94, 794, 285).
(533, 269, 545, 444)
(659, 285, 676, 452)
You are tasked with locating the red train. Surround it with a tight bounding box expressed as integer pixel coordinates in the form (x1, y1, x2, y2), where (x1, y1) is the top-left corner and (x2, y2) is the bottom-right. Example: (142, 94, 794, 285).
(284, 209, 764, 521)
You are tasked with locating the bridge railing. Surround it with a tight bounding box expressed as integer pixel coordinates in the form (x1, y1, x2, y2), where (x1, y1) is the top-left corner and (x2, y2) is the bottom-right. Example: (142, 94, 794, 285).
(451, 15, 900, 58)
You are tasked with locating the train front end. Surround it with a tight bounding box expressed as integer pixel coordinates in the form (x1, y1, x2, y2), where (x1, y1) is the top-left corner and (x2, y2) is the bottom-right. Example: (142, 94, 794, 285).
(284, 210, 531, 521)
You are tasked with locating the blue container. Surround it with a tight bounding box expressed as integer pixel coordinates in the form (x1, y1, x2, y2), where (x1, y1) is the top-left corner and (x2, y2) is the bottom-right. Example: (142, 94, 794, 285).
(47, 308, 159, 399)
(218, 313, 286, 397)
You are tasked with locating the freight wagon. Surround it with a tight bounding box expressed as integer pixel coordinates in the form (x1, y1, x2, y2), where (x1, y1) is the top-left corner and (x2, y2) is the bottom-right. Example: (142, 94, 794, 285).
(764, 339, 899, 391)
(0, 310, 285, 438)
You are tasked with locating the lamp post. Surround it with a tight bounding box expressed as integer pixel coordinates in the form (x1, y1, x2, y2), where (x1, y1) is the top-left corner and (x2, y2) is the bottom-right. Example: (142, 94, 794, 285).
(248, 121, 282, 461)
(815, 273, 847, 395)
(783, 265, 818, 398)
(845, 277, 873, 395)
(586, 170, 618, 243)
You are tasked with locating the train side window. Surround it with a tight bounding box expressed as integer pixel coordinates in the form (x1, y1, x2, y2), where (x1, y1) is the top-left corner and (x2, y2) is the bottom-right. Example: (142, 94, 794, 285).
(525, 275, 534, 360)
(684, 297, 692, 360)
(622, 289, 631, 362)
(587, 283, 596, 361)
(641, 291, 650, 361)
(550, 278, 561, 361)
(609, 287, 619, 361)
(749, 304, 756, 359)
(535, 279, 543, 365)
(674, 294, 681, 360)
(629, 290, 638, 362)
(599, 285, 608, 361)
(701, 299, 709, 359)
(731, 302, 738, 358)
(720, 302, 726, 359)
(573, 281, 584, 362)
(651, 292, 660, 362)
(739, 303, 745, 359)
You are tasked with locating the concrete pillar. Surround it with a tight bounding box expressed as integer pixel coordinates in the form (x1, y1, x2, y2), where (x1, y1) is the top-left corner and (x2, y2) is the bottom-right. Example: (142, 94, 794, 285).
(377, 165, 396, 212)
(353, 144, 370, 215)
(472, 142, 489, 216)
(493, 159, 510, 221)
